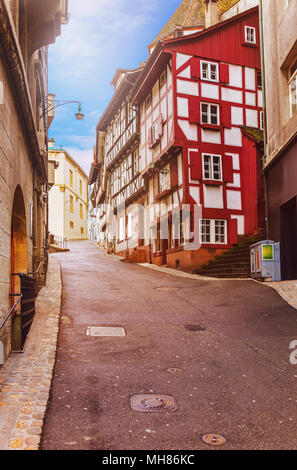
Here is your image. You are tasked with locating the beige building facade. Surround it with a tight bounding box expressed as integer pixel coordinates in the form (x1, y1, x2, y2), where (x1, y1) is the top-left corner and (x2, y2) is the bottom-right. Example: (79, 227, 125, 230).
(261, 0, 297, 280)
(48, 141, 88, 241)
(0, 0, 68, 363)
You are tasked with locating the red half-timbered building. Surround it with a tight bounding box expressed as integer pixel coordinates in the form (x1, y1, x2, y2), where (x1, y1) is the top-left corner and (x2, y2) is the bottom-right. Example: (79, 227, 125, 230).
(130, 6, 265, 271)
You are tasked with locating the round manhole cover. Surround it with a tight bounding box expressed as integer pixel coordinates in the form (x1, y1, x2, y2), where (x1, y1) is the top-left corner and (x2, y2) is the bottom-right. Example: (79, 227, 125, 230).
(166, 367, 184, 374)
(155, 286, 180, 292)
(184, 324, 206, 331)
(202, 433, 226, 446)
(130, 394, 178, 413)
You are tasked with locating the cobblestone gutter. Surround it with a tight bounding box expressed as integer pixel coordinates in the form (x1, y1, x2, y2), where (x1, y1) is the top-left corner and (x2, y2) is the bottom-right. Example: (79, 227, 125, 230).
(0, 256, 61, 450)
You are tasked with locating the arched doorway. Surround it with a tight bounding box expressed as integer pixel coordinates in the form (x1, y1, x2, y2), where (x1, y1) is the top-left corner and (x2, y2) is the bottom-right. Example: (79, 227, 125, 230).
(11, 185, 28, 350)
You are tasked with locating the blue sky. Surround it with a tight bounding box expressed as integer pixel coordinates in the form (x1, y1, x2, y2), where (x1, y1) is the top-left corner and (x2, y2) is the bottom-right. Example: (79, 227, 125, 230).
(48, 0, 182, 176)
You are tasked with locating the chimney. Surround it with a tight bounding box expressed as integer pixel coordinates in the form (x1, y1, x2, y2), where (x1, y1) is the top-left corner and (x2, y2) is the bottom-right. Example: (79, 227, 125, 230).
(204, 0, 219, 28)
(48, 138, 55, 149)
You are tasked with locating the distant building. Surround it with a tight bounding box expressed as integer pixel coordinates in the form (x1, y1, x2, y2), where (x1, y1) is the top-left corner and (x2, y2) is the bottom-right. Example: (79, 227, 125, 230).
(48, 140, 88, 241)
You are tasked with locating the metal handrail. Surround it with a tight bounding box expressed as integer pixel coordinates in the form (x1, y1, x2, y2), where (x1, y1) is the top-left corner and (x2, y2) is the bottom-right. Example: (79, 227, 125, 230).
(28, 260, 43, 276)
(0, 294, 23, 330)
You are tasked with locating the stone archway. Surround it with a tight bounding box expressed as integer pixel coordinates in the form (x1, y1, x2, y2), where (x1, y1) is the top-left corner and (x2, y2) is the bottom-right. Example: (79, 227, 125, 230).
(11, 185, 28, 350)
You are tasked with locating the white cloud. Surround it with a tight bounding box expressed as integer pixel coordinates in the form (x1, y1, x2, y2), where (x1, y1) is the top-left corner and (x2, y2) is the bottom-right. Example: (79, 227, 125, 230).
(66, 147, 94, 176)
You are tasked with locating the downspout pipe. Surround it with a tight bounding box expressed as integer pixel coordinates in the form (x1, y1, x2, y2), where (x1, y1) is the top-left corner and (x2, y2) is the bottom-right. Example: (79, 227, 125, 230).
(259, 0, 269, 239)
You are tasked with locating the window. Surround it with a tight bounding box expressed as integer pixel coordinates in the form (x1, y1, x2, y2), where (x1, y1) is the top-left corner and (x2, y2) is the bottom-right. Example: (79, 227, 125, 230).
(245, 26, 256, 44)
(203, 154, 222, 181)
(70, 221, 74, 229)
(133, 149, 140, 175)
(200, 219, 227, 244)
(289, 59, 297, 117)
(201, 102, 219, 125)
(257, 71, 262, 88)
(69, 169, 73, 187)
(81, 227, 84, 235)
(79, 179, 82, 196)
(70, 195, 74, 213)
(80, 203, 83, 219)
(160, 70, 166, 88)
(146, 94, 152, 109)
(201, 61, 218, 81)
(159, 165, 170, 193)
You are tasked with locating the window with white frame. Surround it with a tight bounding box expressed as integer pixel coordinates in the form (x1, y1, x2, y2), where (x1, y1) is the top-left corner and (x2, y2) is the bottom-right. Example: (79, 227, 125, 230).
(159, 165, 170, 193)
(202, 154, 222, 181)
(245, 26, 256, 44)
(289, 59, 297, 117)
(200, 219, 227, 244)
(201, 102, 219, 125)
(201, 61, 218, 81)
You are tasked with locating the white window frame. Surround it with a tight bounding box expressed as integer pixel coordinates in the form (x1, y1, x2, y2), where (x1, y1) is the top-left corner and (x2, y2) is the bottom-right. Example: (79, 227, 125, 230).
(201, 102, 220, 125)
(202, 153, 222, 181)
(201, 60, 219, 82)
(245, 26, 256, 44)
(159, 165, 170, 193)
(200, 219, 227, 245)
(289, 69, 297, 117)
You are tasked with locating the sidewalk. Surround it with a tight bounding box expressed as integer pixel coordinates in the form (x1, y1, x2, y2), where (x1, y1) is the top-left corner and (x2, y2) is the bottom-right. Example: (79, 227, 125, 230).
(0, 256, 61, 450)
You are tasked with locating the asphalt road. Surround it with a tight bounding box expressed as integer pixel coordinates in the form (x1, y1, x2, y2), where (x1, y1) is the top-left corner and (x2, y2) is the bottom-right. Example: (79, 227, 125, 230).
(40, 240, 297, 450)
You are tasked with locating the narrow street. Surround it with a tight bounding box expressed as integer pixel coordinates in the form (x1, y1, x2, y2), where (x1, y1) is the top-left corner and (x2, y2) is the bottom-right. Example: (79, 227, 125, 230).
(40, 241, 297, 450)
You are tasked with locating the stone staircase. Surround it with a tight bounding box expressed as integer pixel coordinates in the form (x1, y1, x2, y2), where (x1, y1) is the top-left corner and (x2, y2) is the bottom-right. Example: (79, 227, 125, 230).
(195, 228, 266, 278)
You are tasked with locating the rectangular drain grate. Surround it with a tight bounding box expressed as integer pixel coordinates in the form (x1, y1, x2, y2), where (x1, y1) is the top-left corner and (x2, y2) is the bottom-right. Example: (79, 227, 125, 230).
(86, 326, 126, 337)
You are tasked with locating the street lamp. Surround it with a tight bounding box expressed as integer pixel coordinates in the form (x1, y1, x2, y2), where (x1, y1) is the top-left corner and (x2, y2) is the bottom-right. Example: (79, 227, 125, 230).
(40, 99, 84, 120)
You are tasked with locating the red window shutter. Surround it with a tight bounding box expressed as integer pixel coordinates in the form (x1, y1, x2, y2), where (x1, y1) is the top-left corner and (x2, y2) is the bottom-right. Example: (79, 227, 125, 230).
(157, 116, 163, 139)
(223, 154, 233, 183)
(221, 103, 232, 128)
(220, 63, 229, 84)
(229, 218, 238, 245)
(190, 57, 200, 79)
(148, 127, 153, 148)
(188, 97, 200, 124)
(189, 151, 202, 180)
(170, 157, 178, 188)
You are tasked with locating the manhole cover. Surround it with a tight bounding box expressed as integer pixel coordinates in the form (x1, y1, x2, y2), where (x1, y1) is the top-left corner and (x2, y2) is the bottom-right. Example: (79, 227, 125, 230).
(130, 394, 177, 412)
(184, 324, 206, 331)
(86, 327, 125, 337)
(155, 286, 180, 292)
(202, 433, 226, 446)
(166, 367, 184, 374)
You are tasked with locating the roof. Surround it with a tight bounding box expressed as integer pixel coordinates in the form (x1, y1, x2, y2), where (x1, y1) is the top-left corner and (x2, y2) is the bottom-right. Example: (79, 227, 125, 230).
(96, 67, 143, 131)
(241, 127, 264, 144)
(132, 6, 259, 105)
(48, 147, 88, 180)
(149, 0, 205, 49)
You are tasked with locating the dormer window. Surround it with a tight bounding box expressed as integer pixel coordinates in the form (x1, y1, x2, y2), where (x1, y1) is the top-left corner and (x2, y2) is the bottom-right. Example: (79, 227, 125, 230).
(245, 26, 256, 44)
(201, 61, 218, 82)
